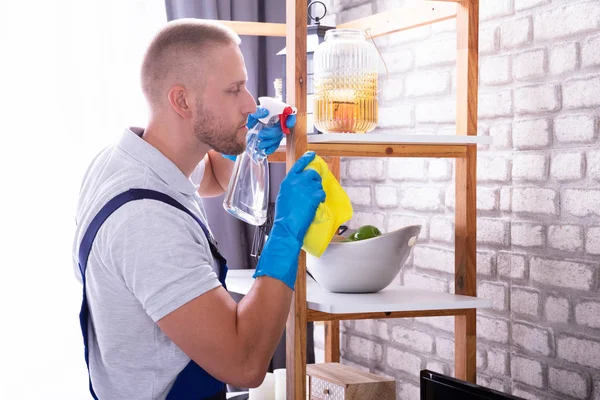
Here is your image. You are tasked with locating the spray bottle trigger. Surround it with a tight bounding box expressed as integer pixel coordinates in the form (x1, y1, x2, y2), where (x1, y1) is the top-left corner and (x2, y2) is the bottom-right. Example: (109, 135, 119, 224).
(279, 106, 296, 135)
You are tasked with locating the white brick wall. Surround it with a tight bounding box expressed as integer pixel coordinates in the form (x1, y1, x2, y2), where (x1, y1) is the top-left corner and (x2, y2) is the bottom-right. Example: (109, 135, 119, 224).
(478, 280, 508, 311)
(513, 153, 547, 181)
(391, 326, 433, 353)
(515, 83, 561, 114)
(481, 55, 512, 85)
(354, 320, 390, 341)
(415, 37, 456, 67)
(489, 124, 512, 149)
(515, 0, 549, 12)
(588, 151, 600, 181)
(512, 322, 552, 356)
(429, 217, 453, 243)
(388, 158, 426, 181)
(337, 1, 600, 397)
(512, 222, 545, 247)
(413, 246, 454, 274)
(401, 187, 443, 212)
(545, 296, 570, 324)
(481, 0, 513, 21)
(511, 355, 544, 388)
(428, 159, 452, 181)
(477, 187, 499, 211)
(479, 90, 513, 119)
(387, 347, 422, 374)
(436, 337, 454, 361)
(550, 152, 584, 182)
(498, 252, 527, 279)
(513, 48, 546, 80)
(547, 225, 583, 252)
(530, 257, 594, 290)
(501, 17, 532, 49)
(487, 348, 508, 375)
(513, 187, 557, 215)
(554, 113, 596, 143)
(345, 186, 372, 206)
(402, 269, 448, 293)
(574, 300, 600, 329)
(375, 185, 398, 208)
(549, 42, 579, 75)
(388, 213, 428, 236)
(582, 34, 600, 68)
(513, 118, 550, 149)
(478, 218, 509, 246)
(511, 287, 541, 317)
(378, 105, 415, 128)
(348, 335, 383, 362)
(479, 25, 499, 55)
(415, 98, 456, 123)
(557, 335, 600, 369)
(563, 189, 600, 217)
(478, 155, 511, 182)
(478, 315, 510, 344)
(586, 226, 600, 255)
(549, 367, 589, 399)
(563, 75, 600, 109)
(348, 159, 385, 180)
(533, 1, 600, 40)
(405, 70, 450, 97)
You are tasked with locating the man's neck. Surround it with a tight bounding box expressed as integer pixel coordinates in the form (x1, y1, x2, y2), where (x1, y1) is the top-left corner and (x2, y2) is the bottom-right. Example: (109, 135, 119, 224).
(142, 120, 208, 177)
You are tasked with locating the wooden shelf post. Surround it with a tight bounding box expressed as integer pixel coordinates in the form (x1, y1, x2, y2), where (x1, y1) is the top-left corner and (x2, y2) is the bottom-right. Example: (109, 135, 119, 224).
(454, 0, 479, 384)
(322, 156, 342, 364)
(284, 0, 308, 399)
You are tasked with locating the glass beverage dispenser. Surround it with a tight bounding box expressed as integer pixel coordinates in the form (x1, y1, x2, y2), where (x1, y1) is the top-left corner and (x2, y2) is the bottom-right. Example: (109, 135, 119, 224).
(313, 29, 379, 134)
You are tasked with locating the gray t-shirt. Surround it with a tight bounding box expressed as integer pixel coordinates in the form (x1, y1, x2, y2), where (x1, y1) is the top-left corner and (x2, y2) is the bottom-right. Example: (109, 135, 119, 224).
(72, 127, 221, 399)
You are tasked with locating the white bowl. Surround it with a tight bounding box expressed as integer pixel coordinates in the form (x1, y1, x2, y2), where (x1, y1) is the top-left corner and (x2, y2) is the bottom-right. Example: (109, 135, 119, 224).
(306, 225, 421, 293)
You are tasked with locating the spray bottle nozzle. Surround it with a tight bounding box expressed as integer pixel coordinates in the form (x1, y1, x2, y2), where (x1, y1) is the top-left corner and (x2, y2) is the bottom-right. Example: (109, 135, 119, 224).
(257, 96, 297, 134)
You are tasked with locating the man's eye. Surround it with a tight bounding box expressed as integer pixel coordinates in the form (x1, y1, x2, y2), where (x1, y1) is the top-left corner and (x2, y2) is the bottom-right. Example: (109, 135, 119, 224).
(230, 86, 241, 94)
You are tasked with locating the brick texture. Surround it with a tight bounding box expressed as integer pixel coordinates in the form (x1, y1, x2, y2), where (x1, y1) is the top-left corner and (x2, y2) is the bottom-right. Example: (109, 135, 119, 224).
(335, 1, 600, 398)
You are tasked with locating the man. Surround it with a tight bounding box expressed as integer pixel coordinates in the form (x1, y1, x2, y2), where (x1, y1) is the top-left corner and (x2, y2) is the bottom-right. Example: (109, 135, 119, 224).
(72, 19, 325, 399)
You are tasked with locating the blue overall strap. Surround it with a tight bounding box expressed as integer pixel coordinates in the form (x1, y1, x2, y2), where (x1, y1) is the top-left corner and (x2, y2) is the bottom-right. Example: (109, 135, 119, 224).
(78, 188, 227, 400)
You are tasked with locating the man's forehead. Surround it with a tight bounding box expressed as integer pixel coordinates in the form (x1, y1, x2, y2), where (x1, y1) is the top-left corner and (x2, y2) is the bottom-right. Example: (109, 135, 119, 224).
(204, 44, 247, 82)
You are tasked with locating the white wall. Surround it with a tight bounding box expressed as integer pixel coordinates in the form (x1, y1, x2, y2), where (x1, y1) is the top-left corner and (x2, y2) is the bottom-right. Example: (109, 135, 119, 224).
(0, 1, 166, 398)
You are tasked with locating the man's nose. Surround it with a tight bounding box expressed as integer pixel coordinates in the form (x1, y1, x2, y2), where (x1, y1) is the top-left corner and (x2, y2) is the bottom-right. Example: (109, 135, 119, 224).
(243, 89, 257, 115)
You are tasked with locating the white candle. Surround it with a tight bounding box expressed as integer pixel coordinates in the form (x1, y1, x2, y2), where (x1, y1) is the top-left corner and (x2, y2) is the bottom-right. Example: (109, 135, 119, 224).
(249, 372, 275, 400)
(274, 368, 286, 400)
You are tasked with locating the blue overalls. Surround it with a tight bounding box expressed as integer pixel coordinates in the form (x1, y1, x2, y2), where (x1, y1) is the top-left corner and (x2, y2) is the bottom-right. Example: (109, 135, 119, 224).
(78, 189, 228, 400)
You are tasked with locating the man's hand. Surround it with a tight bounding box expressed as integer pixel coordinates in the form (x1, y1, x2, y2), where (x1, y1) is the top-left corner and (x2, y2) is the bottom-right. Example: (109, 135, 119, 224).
(200, 107, 298, 197)
(253, 151, 326, 289)
(222, 106, 297, 161)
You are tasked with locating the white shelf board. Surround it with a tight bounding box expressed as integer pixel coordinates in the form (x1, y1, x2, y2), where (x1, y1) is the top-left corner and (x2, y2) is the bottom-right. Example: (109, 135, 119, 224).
(226, 270, 492, 314)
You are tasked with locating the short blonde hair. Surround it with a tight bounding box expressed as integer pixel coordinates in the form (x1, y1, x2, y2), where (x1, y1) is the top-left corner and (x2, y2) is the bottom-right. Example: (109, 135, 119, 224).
(141, 18, 241, 109)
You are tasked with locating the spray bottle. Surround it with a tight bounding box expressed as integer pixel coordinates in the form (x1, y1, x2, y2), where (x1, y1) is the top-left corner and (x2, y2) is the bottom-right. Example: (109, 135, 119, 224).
(223, 96, 297, 226)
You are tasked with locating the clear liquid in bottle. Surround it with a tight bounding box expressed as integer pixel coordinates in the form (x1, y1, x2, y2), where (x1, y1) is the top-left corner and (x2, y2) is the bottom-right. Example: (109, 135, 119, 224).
(223, 124, 269, 226)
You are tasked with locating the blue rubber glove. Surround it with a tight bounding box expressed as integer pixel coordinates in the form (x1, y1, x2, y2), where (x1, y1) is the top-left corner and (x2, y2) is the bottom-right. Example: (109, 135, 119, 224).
(253, 151, 326, 289)
(222, 107, 297, 161)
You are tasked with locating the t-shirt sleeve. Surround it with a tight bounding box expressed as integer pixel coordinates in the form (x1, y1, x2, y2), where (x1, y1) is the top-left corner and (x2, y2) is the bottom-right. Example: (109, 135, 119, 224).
(106, 200, 221, 322)
(190, 159, 206, 186)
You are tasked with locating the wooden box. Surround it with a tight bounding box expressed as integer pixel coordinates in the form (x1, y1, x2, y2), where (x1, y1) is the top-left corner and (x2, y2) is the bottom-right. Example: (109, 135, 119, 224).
(306, 363, 395, 400)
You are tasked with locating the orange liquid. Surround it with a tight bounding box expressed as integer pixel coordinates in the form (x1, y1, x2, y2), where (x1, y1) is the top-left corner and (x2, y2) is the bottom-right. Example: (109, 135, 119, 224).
(313, 73, 378, 134)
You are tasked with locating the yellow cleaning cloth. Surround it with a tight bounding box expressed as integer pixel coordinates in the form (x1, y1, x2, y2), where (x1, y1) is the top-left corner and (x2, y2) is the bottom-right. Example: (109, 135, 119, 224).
(302, 155, 353, 257)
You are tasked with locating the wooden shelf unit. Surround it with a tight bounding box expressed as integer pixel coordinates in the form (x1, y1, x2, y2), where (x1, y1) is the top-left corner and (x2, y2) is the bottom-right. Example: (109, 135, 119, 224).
(211, 1, 482, 398)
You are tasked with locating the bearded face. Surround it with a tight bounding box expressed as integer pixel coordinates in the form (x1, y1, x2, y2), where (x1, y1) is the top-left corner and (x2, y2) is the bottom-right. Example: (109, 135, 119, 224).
(193, 97, 247, 156)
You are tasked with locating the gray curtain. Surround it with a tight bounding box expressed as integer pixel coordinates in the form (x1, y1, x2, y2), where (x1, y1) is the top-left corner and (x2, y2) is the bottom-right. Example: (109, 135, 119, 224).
(164, 0, 315, 382)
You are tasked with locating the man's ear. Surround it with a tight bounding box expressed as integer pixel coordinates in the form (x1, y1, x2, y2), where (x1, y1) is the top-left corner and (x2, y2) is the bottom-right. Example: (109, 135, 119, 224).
(167, 86, 192, 119)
